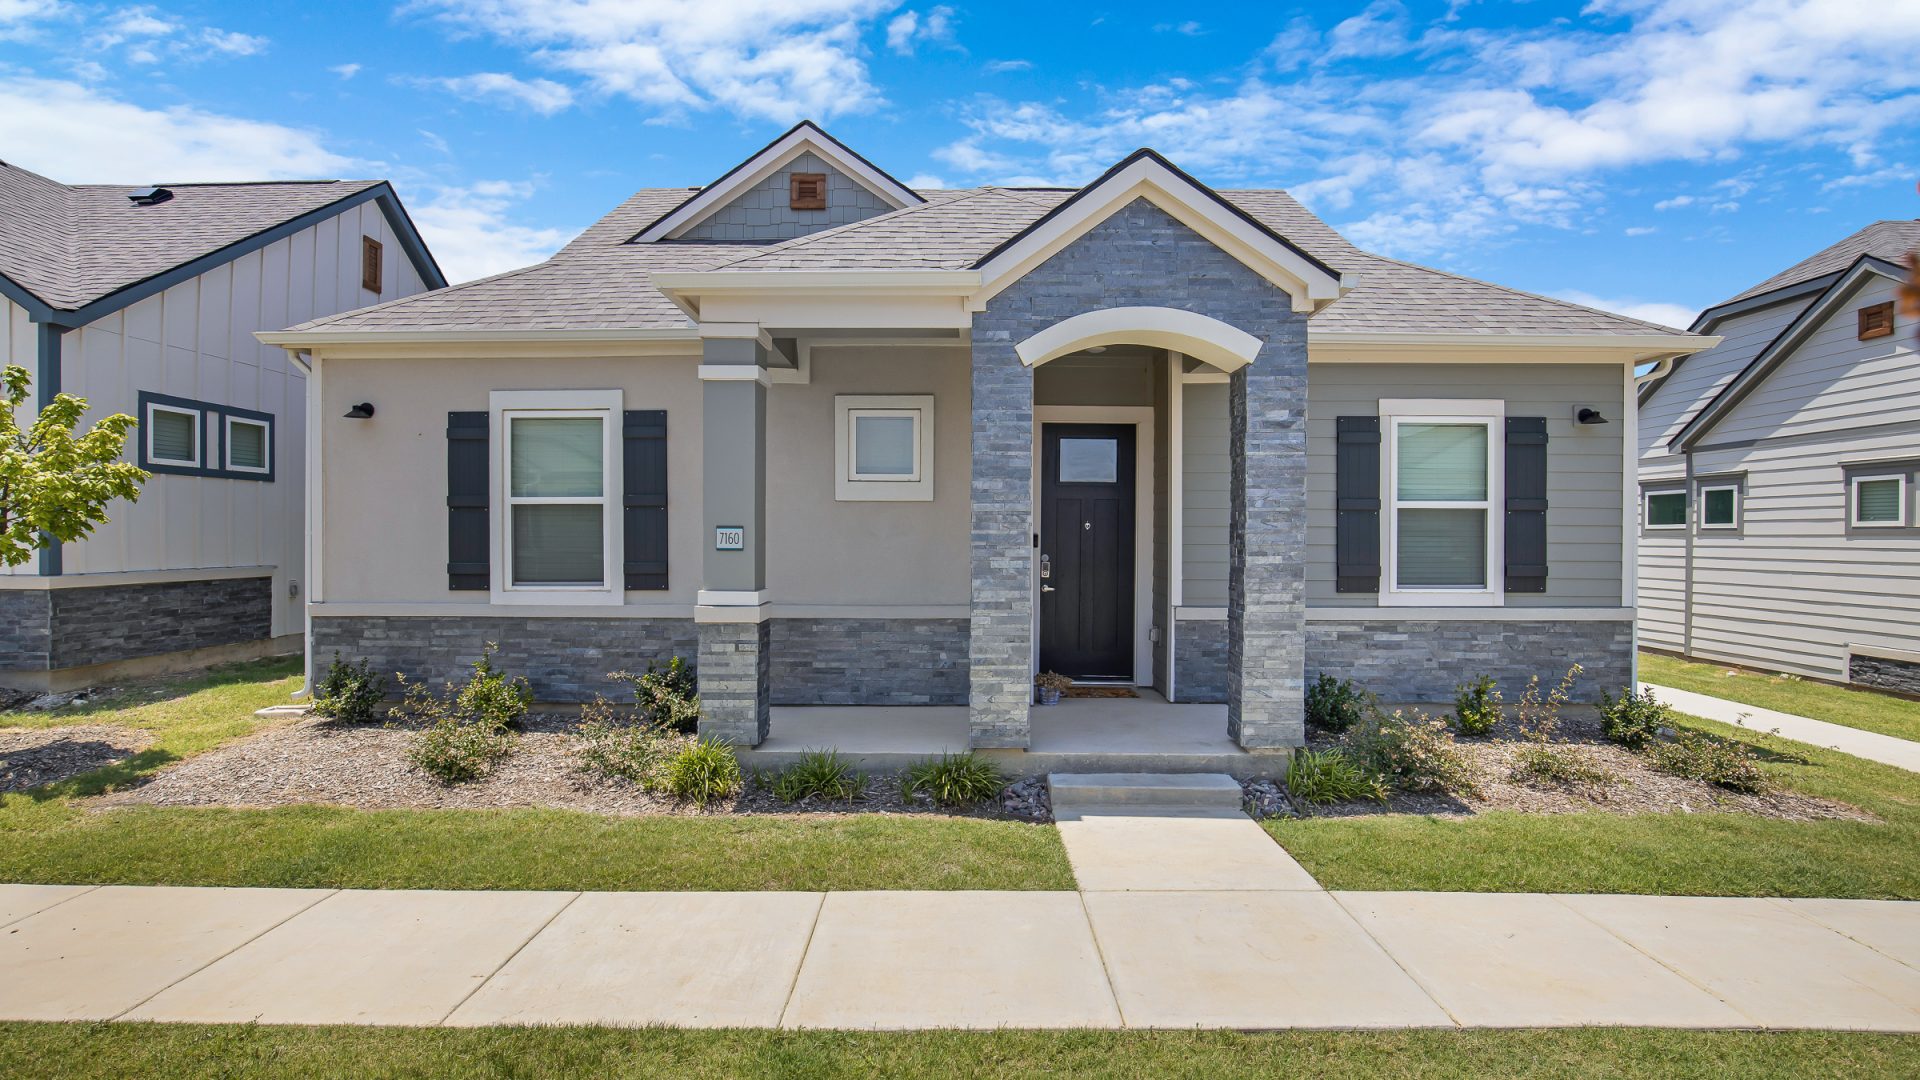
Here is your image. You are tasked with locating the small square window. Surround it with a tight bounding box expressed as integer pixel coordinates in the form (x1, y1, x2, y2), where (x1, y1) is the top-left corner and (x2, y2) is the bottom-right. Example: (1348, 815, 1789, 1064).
(1058, 438, 1119, 483)
(835, 395, 934, 501)
(1699, 485, 1738, 529)
(1645, 491, 1687, 529)
(789, 172, 827, 210)
(1853, 475, 1906, 527)
(361, 235, 383, 293)
(226, 417, 270, 473)
(851, 413, 919, 479)
(147, 404, 200, 466)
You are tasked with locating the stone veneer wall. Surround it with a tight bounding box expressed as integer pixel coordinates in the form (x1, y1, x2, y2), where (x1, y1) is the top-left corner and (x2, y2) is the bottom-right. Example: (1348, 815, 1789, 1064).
(1850, 654, 1920, 697)
(2, 577, 271, 674)
(311, 615, 700, 702)
(770, 618, 968, 705)
(1172, 619, 1229, 703)
(699, 621, 771, 746)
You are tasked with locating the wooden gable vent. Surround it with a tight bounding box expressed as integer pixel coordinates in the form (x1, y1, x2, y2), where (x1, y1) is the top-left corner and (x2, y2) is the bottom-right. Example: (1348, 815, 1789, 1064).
(1858, 301, 1894, 341)
(361, 236, 384, 293)
(789, 172, 827, 211)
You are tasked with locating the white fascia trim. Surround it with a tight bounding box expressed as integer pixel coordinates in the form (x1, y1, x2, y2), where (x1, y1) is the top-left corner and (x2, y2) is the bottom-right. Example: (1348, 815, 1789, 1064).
(697, 364, 772, 386)
(256, 327, 699, 347)
(636, 127, 922, 243)
(1016, 306, 1262, 372)
(974, 161, 1344, 313)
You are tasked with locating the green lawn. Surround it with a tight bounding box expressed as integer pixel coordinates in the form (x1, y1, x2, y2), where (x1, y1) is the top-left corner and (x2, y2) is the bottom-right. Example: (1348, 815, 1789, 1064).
(0, 659, 1071, 892)
(1271, 713, 1920, 898)
(1, 1024, 1913, 1079)
(1641, 651, 1920, 744)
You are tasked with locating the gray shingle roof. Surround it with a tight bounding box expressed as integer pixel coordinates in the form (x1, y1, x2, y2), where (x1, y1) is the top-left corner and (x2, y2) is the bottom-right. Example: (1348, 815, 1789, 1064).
(0, 160, 383, 312)
(1726, 220, 1920, 304)
(289, 174, 1702, 339)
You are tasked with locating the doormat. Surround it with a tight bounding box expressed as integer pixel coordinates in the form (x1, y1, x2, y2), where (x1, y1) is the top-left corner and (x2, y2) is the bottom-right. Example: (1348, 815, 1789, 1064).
(1064, 686, 1139, 699)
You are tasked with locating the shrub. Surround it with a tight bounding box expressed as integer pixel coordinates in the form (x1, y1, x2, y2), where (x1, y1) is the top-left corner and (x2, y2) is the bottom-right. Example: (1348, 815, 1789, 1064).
(573, 697, 684, 785)
(901, 753, 1007, 807)
(1599, 685, 1669, 751)
(1344, 709, 1480, 796)
(771, 749, 864, 803)
(1508, 743, 1613, 791)
(455, 643, 533, 730)
(1452, 675, 1502, 736)
(396, 676, 516, 785)
(312, 653, 385, 724)
(1649, 730, 1771, 794)
(1513, 664, 1583, 740)
(612, 657, 701, 734)
(1285, 747, 1388, 806)
(663, 737, 743, 805)
(1305, 673, 1370, 733)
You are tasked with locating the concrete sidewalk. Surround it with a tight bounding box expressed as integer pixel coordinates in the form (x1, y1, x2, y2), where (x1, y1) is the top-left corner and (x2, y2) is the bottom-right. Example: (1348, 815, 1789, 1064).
(4, 881, 1917, 1031)
(1644, 683, 1920, 774)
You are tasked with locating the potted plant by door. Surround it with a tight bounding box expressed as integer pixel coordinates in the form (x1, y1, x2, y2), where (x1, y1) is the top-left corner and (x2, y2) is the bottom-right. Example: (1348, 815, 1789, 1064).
(1035, 671, 1073, 706)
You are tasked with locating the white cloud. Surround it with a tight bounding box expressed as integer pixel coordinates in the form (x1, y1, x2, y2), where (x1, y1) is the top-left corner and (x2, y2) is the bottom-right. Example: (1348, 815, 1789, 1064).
(1653, 194, 1696, 210)
(983, 59, 1030, 73)
(1322, 1, 1411, 62)
(330, 62, 361, 80)
(415, 0, 897, 123)
(1625, 225, 1657, 235)
(1154, 21, 1205, 36)
(84, 5, 268, 63)
(1553, 290, 1698, 330)
(200, 28, 267, 56)
(903, 171, 946, 189)
(886, 6, 957, 56)
(409, 179, 574, 283)
(425, 72, 575, 115)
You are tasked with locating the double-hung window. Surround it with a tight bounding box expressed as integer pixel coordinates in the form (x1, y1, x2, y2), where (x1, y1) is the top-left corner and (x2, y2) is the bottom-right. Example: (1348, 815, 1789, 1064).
(492, 390, 622, 604)
(1381, 399, 1503, 606)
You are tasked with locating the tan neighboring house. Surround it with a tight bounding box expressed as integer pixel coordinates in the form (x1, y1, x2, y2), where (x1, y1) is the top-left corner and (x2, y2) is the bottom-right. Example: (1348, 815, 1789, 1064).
(1638, 220, 1920, 693)
(0, 162, 444, 691)
(262, 122, 1715, 754)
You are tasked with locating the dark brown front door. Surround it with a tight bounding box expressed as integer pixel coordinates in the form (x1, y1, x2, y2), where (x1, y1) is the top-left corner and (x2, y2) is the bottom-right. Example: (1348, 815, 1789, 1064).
(1039, 423, 1136, 680)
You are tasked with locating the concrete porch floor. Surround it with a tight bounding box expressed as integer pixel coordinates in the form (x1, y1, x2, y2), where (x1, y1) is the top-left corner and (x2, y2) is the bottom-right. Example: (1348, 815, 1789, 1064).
(742, 691, 1283, 778)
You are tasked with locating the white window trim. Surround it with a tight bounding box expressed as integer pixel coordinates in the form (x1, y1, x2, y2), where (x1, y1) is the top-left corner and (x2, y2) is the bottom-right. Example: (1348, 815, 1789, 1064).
(223, 415, 272, 475)
(146, 402, 201, 467)
(1851, 474, 1907, 528)
(1379, 398, 1505, 608)
(1643, 489, 1688, 531)
(1697, 483, 1739, 530)
(835, 394, 934, 501)
(488, 389, 624, 606)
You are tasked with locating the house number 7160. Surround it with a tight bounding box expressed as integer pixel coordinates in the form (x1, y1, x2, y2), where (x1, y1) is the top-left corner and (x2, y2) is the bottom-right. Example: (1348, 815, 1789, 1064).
(714, 526, 746, 551)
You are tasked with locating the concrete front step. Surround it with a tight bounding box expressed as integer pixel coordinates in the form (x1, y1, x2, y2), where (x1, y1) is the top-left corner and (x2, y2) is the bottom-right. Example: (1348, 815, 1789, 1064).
(1047, 772, 1244, 811)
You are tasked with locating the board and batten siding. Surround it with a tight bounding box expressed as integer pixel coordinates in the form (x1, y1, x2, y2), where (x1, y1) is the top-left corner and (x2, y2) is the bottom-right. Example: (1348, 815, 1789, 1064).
(1663, 273, 1920, 681)
(1181, 382, 1230, 606)
(44, 200, 430, 636)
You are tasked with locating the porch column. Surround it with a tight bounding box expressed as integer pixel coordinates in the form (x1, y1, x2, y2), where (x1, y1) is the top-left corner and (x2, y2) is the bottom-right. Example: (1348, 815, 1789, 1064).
(1226, 336, 1309, 749)
(966, 322, 1034, 748)
(695, 326, 771, 747)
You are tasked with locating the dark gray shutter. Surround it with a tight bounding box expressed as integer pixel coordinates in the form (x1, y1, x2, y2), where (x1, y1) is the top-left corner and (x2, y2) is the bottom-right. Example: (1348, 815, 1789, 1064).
(623, 410, 669, 590)
(1504, 417, 1549, 593)
(446, 412, 489, 590)
(1334, 416, 1381, 593)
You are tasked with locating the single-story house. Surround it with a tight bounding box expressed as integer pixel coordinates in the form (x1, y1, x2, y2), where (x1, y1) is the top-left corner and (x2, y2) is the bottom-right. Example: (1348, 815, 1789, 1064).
(261, 122, 1715, 752)
(1638, 220, 1920, 692)
(0, 161, 444, 691)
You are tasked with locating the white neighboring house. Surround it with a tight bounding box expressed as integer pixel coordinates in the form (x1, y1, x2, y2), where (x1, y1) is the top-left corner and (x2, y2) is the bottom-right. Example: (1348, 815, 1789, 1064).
(0, 162, 444, 691)
(1637, 220, 1920, 693)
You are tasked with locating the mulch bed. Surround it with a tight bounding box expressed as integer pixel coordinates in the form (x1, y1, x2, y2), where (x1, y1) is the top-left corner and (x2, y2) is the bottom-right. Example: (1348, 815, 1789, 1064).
(97, 713, 1052, 822)
(1, 725, 153, 794)
(1291, 711, 1873, 823)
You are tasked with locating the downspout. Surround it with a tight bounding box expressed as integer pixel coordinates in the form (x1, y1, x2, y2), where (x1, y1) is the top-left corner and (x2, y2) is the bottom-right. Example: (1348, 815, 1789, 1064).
(1682, 449, 1695, 660)
(34, 322, 66, 576)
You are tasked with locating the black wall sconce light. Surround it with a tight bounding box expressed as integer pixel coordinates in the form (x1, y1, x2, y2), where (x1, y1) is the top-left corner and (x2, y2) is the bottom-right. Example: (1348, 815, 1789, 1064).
(1575, 406, 1608, 425)
(344, 402, 376, 419)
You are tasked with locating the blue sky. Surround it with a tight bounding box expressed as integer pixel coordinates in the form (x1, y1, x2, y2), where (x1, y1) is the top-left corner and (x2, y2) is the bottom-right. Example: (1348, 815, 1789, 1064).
(2, 0, 1916, 326)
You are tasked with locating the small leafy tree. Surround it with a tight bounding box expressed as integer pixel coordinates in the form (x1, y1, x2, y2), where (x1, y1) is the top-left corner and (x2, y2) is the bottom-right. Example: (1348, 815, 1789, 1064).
(0, 365, 148, 566)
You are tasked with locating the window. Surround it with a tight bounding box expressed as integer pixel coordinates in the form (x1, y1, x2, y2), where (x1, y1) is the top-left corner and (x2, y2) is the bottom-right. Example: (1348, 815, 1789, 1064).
(1699, 484, 1739, 529)
(1853, 475, 1906, 527)
(491, 390, 622, 603)
(1644, 490, 1687, 530)
(225, 416, 270, 474)
(1058, 438, 1118, 483)
(835, 395, 934, 501)
(137, 392, 274, 479)
(789, 172, 827, 210)
(146, 402, 200, 466)
(361, 236, 383, 293)
(1381, 399, 1502, 605)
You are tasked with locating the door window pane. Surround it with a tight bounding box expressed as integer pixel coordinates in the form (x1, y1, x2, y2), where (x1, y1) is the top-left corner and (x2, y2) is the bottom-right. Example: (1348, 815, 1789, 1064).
(228, 420, 267, 469)
(1645, 492, 1686, 527)
(510, 417, 603, 497)
(1857, 478, 1903, 524)
(1397, 423, 1487, 500)
(1397, 507, 1486, 587)
(150, 408, 197, 463)
(852, 413, 917, 477)
(1059, 438, 1118, 483)
(1701, 487, 1736, 527)
(512, 504, 604, 584)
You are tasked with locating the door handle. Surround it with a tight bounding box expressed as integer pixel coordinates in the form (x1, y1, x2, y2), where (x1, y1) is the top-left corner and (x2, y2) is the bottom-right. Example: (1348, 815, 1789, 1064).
(1042, 585, 1056, 593)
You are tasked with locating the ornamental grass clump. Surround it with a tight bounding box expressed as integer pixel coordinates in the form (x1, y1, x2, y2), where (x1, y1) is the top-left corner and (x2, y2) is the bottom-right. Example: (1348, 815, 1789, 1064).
(901, 753, 1006, 807)
(1284, 747, 1388, 806)
(663, 737, 743, 805)
(771, 749, 864, 803)
(312, 653, 386, 725)
(1305, 673, 1370, 733)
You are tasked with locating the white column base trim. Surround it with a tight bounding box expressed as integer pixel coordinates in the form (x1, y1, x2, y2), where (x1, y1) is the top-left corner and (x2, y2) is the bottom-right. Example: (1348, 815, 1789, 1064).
(697, 364, 772, 386)
(697, 589, 769, 606)
(696, 603, 771, 624)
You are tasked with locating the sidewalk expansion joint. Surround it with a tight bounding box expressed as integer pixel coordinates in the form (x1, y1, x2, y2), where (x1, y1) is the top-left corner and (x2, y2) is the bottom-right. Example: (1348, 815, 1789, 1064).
(110, 888, 341, 1022)
(438, 891, 584, 1026)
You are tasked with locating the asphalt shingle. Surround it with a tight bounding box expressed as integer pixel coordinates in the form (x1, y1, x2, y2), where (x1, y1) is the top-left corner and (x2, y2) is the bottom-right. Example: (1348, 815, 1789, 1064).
(1725, 220, 1920, 304)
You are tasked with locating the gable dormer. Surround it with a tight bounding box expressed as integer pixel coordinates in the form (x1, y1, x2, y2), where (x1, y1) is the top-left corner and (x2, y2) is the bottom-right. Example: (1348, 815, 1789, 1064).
(631, 121, 923, 245)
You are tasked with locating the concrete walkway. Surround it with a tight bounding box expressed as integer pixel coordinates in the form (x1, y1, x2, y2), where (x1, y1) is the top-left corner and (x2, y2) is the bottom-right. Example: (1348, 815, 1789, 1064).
(1644, 683, 1920, 774)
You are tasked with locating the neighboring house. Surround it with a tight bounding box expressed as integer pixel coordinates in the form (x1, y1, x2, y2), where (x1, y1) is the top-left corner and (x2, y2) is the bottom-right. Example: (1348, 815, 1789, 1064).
(0, 163, 444, 691)
(262, 122, 1713, 752)
(1637, 220, 1920, 693)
